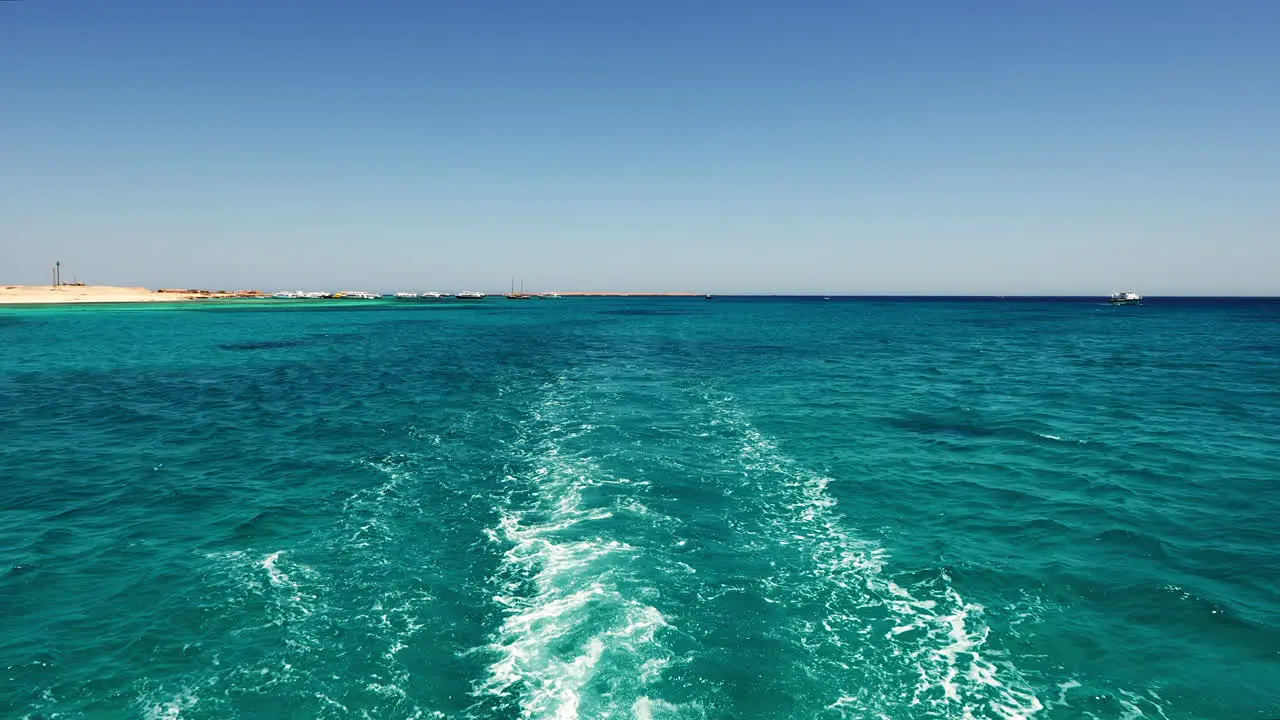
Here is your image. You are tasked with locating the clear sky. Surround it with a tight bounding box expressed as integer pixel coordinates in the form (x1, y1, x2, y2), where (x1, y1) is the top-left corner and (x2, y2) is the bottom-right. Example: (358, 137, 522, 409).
(2, 1, 1278, 294)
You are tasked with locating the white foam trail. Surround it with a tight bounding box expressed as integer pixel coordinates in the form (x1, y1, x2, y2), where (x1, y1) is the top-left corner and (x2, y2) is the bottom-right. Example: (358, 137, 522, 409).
(474, 380, 684, 719)
(141, 691, 198, 720)
(262, 551, 291, 587)
(1042, 681, 1173, 720)
(706, 392, 1045, 719)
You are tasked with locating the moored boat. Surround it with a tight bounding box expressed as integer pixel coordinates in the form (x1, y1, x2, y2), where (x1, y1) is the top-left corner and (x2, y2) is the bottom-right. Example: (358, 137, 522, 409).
(1109, 291, 1142, 305)
(456, 291, 486, 300)
(505, 279, 531, 300)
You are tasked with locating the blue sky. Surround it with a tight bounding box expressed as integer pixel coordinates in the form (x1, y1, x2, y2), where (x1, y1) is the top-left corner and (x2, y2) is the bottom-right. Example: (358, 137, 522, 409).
(2, 1, 1277, 294)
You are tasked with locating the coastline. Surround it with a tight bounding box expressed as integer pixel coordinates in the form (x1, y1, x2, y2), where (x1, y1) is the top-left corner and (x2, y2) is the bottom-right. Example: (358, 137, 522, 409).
(552, 291, 699, 297)
(6, 287, 1274, 307)
(0, 285, 262, 305)
(0, 285, 706, 305)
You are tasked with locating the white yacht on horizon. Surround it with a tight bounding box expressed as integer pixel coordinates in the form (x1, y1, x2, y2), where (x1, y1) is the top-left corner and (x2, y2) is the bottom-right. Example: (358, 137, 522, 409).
(1109, 291, 1142, 305)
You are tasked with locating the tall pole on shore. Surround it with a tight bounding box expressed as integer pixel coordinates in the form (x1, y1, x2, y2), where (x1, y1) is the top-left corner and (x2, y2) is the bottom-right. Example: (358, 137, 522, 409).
(55, 261, 61, 287)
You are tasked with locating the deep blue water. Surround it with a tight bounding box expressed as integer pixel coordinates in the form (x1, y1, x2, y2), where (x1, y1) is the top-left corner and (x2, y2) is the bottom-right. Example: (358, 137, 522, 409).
(2, 297, 1277, 719)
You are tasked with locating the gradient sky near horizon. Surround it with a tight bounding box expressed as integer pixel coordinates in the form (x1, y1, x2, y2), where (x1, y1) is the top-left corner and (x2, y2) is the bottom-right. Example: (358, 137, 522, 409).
(2, 2, 1278, 294)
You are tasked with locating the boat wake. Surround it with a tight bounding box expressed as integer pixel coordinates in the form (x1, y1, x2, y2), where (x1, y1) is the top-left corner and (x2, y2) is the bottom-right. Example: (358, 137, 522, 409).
(702, 392, 1045, 719)
(471, 378, 699, 720)
(124, 373, 1165, 720)
(471, 376, 1053, 719)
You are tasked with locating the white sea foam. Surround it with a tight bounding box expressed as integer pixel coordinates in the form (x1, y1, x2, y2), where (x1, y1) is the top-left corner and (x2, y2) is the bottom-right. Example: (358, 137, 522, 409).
(1050, 680, 1082, 708)
(141, 690, 198, 720)
(705, 392, 1046, 719)
(262, 550, 292, 587)
(1114, 689, 1173, 720)
(474, 381, 688, 719)
(1034, 431, 1086, 444)
(177, 450, 452, 718)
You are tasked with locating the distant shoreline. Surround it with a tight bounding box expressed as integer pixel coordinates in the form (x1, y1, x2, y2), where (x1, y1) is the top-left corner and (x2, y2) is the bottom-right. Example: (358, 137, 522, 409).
(0, 285, 262, 305)
(553, 291, 700, 297)
(3, 285, 1275, 306)
(0, 285, 705, 305)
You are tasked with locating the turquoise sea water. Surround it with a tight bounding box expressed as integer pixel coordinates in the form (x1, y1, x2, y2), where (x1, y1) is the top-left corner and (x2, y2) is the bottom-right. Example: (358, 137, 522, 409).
(1, 297, 1277, 720)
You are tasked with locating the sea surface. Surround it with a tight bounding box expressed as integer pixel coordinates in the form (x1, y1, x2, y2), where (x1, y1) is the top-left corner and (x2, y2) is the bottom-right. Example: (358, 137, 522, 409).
(1, 296, 1277, 720)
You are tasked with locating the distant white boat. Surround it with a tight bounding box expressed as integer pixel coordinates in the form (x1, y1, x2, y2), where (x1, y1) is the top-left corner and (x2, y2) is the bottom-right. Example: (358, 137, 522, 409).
(1109, 291, 1142, 305)
(394, 292, 418, 299)
(539, 292, 562, 299)
(420, 291, 445, 300)
(455, 291, 486, 300)
(337, 291, 380, 300)
(272, 291, 300, 299)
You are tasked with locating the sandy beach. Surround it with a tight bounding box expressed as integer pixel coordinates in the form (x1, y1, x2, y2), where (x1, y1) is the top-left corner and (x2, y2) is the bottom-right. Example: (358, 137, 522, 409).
(0, 285, 257, 305)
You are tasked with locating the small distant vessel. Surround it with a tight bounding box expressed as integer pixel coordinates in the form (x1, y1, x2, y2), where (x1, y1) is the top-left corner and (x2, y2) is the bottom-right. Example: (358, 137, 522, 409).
(506, 278, 531, 300)
(1109, 291, 1142, 305)
(340, 291, 380, 300)
(394, 292, 418, 299)
(420, 291, 445, 300)
(272, 291, 301, 299)
(704, 293, 713, 300)
(456, 291, 486, 300)
(539, 292, 562, 299)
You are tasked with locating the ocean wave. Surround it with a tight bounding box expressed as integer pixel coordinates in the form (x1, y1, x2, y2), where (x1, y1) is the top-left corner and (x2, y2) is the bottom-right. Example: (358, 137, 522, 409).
(890, 412, 1095, 449)
(135, 448, 471, 719)
(1041, 680, 1173, 720)
(1033, 431, 1086, 444)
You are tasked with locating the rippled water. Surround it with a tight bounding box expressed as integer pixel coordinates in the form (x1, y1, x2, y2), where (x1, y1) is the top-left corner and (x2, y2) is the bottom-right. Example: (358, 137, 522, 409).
(2, 297, 1277, 719)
